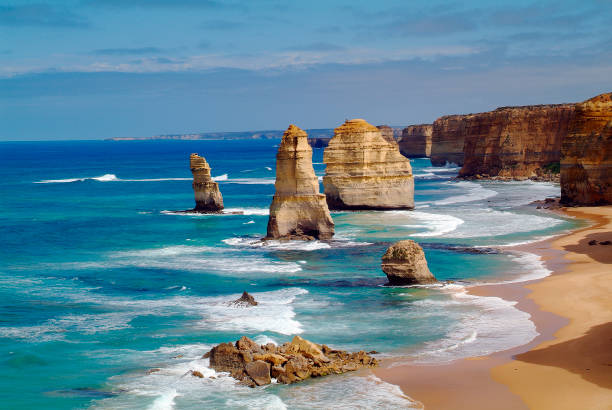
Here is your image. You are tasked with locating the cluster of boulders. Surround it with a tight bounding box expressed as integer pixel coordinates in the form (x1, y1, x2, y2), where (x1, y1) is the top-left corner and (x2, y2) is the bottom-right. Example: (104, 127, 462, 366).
(202, 335, 378, 387)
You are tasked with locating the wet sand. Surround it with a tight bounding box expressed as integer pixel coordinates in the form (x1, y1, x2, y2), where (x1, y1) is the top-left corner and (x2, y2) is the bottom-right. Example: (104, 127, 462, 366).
(375, 206, 612, 409)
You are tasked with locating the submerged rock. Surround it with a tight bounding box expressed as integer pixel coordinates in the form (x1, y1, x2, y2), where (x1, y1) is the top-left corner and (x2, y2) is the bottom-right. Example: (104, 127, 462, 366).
(382, 240, 437, 285)
(190, 153, 224, 212)
(205, 335, 377, 387)
(231, 291, 258, 307)
(323, 119, 414, 210)
(266, 125, 334, 240)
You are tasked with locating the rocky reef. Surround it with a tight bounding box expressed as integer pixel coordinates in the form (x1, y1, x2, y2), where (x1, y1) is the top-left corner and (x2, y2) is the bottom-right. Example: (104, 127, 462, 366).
(382, 240, 436, 285)
(561, 93, 612, 205)
(190, 153, 224, 212)
(266, 125, 334, 240)
(323, 119, 414, 210)
(430, 115, 467, 166)
(398, 124, 433, 158)
(204, 336, 378, 387)
(457, 104, 575, 180)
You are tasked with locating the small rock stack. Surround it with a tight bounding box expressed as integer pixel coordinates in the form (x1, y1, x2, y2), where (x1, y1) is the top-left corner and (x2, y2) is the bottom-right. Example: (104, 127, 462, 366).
(190, 153, 224, 212)
(382, 240, 437, 285)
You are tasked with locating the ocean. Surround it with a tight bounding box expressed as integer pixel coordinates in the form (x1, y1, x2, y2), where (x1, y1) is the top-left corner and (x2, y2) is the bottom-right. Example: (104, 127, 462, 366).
(0, 140, 580, 409)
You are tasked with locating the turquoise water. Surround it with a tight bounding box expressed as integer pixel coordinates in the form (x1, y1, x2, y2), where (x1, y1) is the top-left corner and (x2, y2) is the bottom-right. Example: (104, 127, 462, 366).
(0, 140, 579, 409)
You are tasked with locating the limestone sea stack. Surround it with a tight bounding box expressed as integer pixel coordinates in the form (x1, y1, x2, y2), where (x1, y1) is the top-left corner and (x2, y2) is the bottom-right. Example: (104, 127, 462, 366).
(323, 119, 415, 210)
(430, 115, 467, 166)
(266, 125, 334, 240)
(458, 104, 575, 180)
(190, 153, 224, 212)
(398, 124, 433, 158)
(561, 93, 612, 205)
(381, 240, 436, 285)
(376, 125, 398, 146)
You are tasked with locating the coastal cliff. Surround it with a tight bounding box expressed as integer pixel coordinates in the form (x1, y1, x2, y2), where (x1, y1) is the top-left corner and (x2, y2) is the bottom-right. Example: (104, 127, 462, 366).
(190, 153, 224, 212)
(266, 125, 334, 240)
(323, 119, 414, 210)
(398, 124, 433, 158)
(376, 125, 398, 146)
(430, 115, 466, 166)
(458, 104, 575, 180)
(561, 93, 612, 205)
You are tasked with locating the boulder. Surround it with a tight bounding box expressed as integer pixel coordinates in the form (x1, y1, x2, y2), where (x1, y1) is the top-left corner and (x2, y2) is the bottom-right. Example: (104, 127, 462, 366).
(266, 125, 334, 240)
(382, 240, 437, 285)
(245, 360, 271, 386)
(190, 153, 224, 212)
(323, 119, 414, 210)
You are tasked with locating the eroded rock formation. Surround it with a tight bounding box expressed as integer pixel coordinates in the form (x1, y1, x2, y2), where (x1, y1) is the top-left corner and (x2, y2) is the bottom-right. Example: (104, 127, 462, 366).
(457, 104, 575, 180)
(431, 115, 467, 166)
(382, 240, 436, 285)
(561, 93, 612, 205)
(205, 336, 378, 387)
(266, 125, 334, 240)
(398, 124, 433, 158)
(190, 153, 224, 212)
(376, 125, 398, 146)
(323, 119, 414, 210)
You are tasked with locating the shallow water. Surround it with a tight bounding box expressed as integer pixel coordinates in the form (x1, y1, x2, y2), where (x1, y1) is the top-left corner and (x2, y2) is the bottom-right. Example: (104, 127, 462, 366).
(0, 140, 580, 409)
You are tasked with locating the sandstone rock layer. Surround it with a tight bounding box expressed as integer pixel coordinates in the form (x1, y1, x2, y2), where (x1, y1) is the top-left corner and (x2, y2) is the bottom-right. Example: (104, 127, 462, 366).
(431, 115, 467, 166)
(266, 125, 334, 240)
(376, 125, 398, 146)
(561, 93, 612, 205)
(382, 240, 436, 285)
(458, 104, 575, 180)
(206, 336, 378, 387)
(398, 124, 432, 158)
(323, 119, 414, 210)
(190, 153, 224, 212)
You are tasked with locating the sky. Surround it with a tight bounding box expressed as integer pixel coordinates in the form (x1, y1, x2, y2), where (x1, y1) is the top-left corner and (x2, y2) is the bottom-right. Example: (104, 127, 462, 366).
(1, 0, 611, 140)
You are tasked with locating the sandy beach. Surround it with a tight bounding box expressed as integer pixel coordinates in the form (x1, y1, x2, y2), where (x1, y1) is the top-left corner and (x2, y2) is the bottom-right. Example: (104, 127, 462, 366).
(376, 206, 612, 409)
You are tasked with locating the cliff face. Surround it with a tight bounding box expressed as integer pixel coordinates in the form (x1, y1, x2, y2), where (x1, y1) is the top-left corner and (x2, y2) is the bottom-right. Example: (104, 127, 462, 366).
(398, 124, 432, 158)
(323, 119, 414, 210)
(561, 93, 612, 205)
(431, 115, 467, 166)
(266, 125, 334, 240)
(190, 153, 224, 212)
(376, 125, 398, 146)
(458, 104, 575, 179)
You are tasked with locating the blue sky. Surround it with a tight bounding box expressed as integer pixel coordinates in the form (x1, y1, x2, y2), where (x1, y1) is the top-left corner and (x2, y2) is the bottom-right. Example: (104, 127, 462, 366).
(1, 0, 611, 140)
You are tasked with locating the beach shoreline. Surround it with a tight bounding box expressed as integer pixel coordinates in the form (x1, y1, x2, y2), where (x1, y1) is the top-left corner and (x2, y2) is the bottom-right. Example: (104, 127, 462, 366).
(375, 206, 612, 409)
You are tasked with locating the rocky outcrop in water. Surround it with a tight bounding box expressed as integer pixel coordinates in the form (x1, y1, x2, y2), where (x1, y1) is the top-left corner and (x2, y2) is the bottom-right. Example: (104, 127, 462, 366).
(205, 336, 378, 387)
(231, 291, 258, 307)
(266, 125, 334, 240)
(382, 240, 436, 285)
(323, 119, 414, 210)
(398, 124, 433, 158)
(561, 93, 612, 205)
(431, 115, 467, 166)
(190, 153, 224, 212)
(457, 104, 575, 180)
